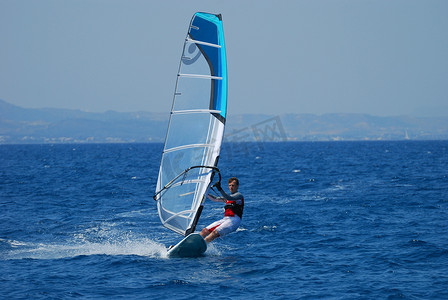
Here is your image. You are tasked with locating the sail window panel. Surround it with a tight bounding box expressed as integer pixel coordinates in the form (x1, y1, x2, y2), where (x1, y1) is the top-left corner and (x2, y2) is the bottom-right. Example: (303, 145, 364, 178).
(160, 167, 210, 210)
(180, 41, 214, 77)
(160, 147, 211, 187)
(159, 150, 214, 234)
(173, 76, 212, 111)
(159, 196, 191, 233)
(162, 213, 188, 234)
(165, 113, 213, 150)
(160, 181, 197, 214)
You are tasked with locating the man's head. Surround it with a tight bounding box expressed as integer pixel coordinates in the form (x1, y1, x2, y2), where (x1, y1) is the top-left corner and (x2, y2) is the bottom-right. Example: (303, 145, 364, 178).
(228, 177, 239, 194)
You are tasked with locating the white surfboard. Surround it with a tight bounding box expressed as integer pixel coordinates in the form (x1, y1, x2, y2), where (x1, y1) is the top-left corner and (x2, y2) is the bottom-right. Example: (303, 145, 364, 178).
(167, 233, 207, 258)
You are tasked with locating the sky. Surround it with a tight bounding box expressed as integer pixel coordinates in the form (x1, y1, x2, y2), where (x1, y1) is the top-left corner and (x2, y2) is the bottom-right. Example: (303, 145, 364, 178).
(1, 0, 447, 117)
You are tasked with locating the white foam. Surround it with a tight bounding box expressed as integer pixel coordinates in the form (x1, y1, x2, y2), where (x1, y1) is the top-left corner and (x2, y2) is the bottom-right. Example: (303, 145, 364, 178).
(0, 238, 27, 248)
(4, 237, 168, 260)
(2, 225, 169, 260)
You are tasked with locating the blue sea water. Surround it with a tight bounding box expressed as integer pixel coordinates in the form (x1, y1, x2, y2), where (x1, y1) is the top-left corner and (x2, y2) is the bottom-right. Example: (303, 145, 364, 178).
(1, 141, 447, 299)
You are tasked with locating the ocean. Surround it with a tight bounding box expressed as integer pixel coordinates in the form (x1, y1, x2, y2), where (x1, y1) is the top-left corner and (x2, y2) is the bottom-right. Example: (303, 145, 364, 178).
(1, 141, 447, 299)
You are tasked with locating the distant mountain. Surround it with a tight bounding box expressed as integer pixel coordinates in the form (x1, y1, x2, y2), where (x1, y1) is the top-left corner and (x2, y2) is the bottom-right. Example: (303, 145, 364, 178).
(0, 99, 168, 143)
(1, 99, 447, 144)
(225, 113, 448, 142)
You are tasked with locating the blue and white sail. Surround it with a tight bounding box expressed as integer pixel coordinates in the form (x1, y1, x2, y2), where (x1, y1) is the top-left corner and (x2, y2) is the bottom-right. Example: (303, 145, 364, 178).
(153, 13, 227, 236)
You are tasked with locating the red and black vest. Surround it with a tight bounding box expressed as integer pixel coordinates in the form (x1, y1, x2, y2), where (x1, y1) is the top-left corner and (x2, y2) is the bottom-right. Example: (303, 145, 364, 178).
(224, 198, 244, 218)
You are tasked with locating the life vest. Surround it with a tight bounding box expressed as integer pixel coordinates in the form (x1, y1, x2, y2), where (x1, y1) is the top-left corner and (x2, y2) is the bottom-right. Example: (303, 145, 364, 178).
(224, 198, 244, 218)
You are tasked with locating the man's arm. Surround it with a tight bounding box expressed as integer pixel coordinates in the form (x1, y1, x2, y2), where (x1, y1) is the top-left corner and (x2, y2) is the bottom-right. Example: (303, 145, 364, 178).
(218, 189, 243, 201)
(212, 181, 243, 201)
(207, 194, 226, 203)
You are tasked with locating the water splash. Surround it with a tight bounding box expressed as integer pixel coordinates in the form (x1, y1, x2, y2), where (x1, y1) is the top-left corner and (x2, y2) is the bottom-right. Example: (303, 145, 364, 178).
(1, 233, 168, 260)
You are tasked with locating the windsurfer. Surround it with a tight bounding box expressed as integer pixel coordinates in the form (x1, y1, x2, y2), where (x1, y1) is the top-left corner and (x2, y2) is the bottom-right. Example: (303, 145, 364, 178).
(200, 177, 244, 243)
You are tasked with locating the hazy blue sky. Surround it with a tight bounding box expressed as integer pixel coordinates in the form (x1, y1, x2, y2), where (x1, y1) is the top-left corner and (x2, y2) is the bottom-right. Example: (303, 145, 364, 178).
(1, 0, 447, 117)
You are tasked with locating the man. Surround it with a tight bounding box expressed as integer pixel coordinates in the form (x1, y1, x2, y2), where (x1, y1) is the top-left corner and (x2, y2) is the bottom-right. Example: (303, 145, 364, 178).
(200, 177, 244, 243)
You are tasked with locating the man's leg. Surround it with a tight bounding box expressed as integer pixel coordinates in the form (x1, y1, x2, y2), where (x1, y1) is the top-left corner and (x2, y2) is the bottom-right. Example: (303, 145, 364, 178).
(204, 230, 220, 243)
(200, 228, 210, 238)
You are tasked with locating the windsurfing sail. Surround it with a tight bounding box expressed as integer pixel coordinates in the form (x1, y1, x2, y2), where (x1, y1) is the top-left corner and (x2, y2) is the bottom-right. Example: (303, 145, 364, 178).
(153, 12, 227, 236)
